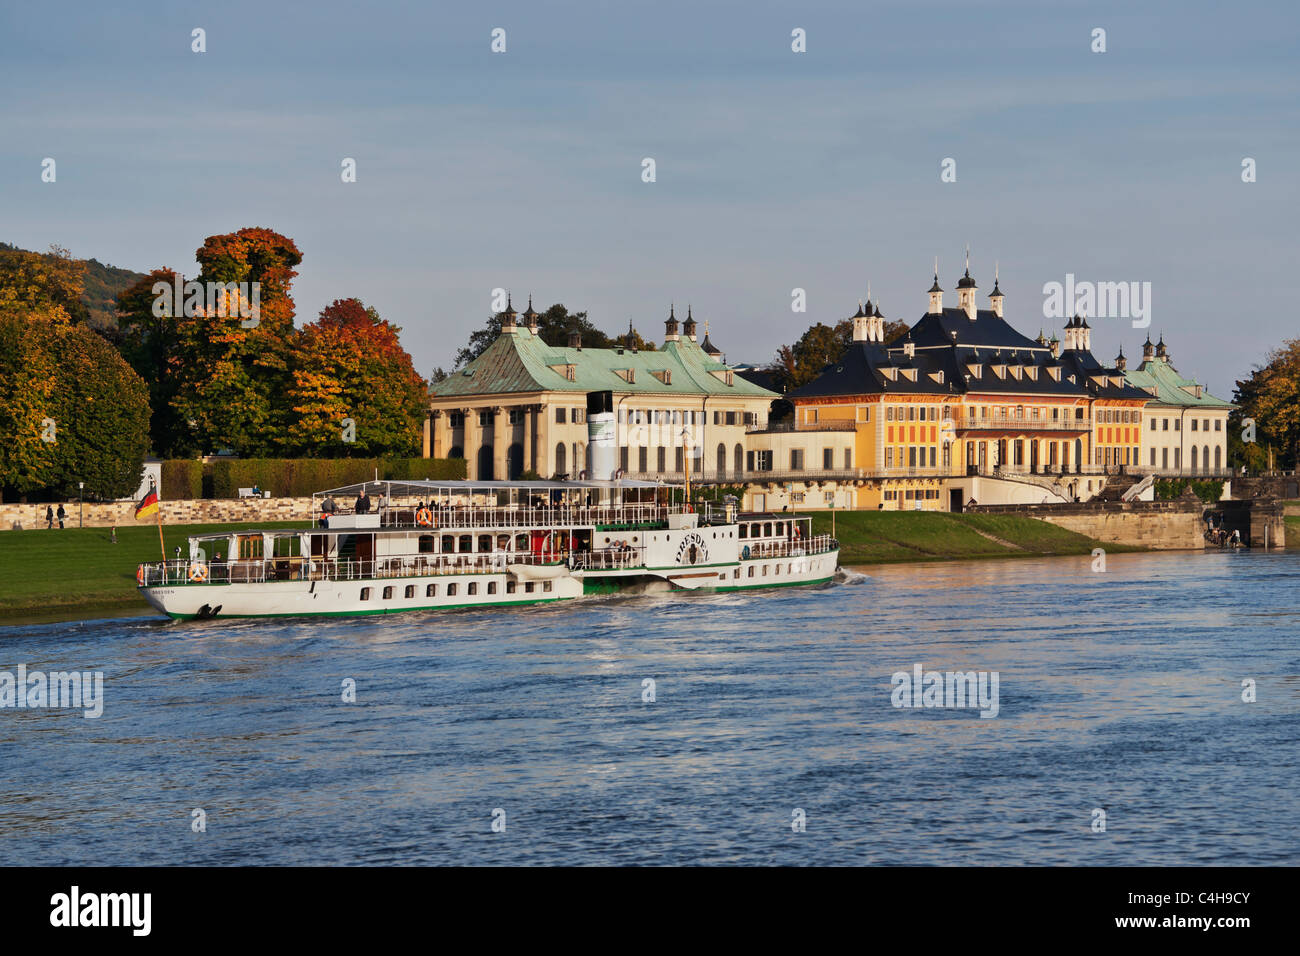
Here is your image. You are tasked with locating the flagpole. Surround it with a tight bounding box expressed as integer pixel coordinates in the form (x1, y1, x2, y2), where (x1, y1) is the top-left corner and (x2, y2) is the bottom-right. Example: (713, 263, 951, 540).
(151, 478, 166, 562)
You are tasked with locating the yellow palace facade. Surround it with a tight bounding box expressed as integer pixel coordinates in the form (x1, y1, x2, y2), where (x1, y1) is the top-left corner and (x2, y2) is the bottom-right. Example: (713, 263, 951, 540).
(782, 267, 1151, 510)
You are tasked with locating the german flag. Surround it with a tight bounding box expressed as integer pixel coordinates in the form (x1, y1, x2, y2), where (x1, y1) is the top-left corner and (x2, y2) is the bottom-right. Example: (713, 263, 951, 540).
(134, 488, 160, 520)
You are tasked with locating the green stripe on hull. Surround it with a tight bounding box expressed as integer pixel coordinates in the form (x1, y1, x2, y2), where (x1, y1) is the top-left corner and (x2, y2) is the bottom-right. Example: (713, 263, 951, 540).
(161, 596, 564, 620)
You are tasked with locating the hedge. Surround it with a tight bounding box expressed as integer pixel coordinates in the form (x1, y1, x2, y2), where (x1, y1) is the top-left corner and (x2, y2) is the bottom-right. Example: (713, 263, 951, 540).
(162, 457, 466, 499)
(1154, 477, 1224, 503)
(160, 459, 203, 500)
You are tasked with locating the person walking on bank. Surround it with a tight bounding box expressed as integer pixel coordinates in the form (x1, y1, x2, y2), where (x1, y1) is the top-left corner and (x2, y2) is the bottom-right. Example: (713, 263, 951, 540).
(46, 505, 54, 530)
(56, 503, 66, 529)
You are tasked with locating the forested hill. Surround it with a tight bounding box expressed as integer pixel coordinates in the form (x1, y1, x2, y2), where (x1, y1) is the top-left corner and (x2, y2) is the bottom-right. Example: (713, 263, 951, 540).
(0, 241, 145, 330)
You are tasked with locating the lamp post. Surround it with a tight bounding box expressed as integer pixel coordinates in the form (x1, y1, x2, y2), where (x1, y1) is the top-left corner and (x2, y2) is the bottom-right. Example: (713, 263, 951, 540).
(78, 481, 84, 528)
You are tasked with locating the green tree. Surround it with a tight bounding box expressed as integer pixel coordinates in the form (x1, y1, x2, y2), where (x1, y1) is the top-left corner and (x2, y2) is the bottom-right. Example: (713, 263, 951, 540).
(169, 227, 303, 456)
(453, 303, 642, 368)
(0, 304, 149, 501)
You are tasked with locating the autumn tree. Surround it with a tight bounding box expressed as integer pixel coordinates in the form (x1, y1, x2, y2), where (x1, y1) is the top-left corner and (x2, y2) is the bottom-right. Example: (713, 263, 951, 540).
(0, 244, 88, 322)
(1232, 337, 1300, 471)
(168, 228, 303, 455)
(287, 298, 428, 457)
(0, 304, 149, 501)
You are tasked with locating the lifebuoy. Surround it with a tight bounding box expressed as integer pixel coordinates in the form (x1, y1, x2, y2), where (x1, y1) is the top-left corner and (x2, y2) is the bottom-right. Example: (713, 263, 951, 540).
(415, 507, 433, 527)
(136, 565, 145, 586)
(188, 562, 209, 583)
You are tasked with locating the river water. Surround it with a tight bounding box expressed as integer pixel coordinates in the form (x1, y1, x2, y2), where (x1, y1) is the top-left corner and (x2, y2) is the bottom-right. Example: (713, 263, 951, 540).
(1, 550, 1296, 865)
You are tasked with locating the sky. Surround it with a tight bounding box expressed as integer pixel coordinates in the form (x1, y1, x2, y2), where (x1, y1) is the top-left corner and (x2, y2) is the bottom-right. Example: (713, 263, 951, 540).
(1, 0, 1297, 400)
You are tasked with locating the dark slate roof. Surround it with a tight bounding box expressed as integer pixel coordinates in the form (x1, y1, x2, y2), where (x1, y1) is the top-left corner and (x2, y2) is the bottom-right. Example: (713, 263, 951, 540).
(790, 305, 1149, 403)
(906, 308, 1044, 351)
(928, 276, 943, 293)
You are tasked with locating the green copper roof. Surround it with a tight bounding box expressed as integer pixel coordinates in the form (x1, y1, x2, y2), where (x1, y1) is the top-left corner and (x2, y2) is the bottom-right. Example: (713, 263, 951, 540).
(1124, 358, 1235, 409)
(433, 328, 778, 399)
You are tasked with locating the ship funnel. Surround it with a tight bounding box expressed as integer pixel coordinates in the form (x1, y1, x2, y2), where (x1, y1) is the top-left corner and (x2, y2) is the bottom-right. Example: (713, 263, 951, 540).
(586, 391, 616, 480)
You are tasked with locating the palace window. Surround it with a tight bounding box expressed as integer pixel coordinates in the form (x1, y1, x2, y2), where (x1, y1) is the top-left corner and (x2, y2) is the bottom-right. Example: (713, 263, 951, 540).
(556, 408, 567, 423)
(449, 411, 464, 428)
(823, 448, 833, 469)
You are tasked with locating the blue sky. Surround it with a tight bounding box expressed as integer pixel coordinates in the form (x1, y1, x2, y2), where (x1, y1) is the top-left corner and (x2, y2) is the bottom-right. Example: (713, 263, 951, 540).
(2, 0, 1296, 399)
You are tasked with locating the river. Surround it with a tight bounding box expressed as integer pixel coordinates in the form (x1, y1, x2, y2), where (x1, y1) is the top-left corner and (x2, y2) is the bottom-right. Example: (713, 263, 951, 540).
(1, 550, 1296, 865)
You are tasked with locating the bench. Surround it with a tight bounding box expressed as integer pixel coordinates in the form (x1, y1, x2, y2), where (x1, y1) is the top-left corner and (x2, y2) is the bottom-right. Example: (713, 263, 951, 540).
(238, 488, 271, 498)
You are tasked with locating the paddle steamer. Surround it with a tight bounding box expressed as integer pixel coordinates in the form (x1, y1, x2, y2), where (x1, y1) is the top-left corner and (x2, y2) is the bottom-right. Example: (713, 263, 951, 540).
(135, 478, 840, 620)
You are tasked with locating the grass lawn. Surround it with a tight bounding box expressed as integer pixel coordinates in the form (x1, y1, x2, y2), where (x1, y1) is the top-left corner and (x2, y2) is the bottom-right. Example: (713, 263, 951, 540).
(0, 521, 309, 619)
(1286, 515, 1300, 544)
(808, 510, 1132, 565)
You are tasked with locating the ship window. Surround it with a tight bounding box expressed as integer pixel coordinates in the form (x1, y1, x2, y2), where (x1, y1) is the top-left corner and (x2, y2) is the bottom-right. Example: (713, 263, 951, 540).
(739, 525, 747, 538)
(507, 580, 516, 594)
(774, 565, 780, 575)
(543, 581, 553, 592)
(468, 582, 477, 595)
(383, 586, 394, 599)
(763, 523, 772, 536)
(447, 583, 457, 596)
(488, 582, 497, 594)
(458, 535, 472, 552)
(775, 522, 784, 535)
(418, 535, 435, 553)
(748, 566, 755, 578)
(442, 535, 455, 552)
(426, 584, 437, 597)
(405, 585, 415, 599)
(525, 582, 535, 593)
(360, 587, 371, 600)
(516, 534, 529, 550)
(763, 565, 769, 576)
(733, 568, 740, 579)
(478, 534, 492, 552)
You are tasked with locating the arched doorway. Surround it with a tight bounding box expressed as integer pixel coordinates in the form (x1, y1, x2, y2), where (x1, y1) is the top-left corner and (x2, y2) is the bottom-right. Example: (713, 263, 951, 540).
(477, 445, 494, 481)
(554, 442, 567, 478)
(717, 443, 727, 478)
(507, 443, 524, 480)
(448, 445, 463, 460)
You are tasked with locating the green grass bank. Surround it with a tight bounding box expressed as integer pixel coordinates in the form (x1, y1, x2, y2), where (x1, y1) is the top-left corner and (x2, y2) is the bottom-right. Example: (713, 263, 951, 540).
(808, 510, 1138, 565)
(0, 521, 308, 620)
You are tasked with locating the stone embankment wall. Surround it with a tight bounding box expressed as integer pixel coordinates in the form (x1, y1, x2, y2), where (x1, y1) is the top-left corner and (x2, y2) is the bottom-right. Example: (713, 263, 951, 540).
(1230, 476, 1299, 500)
(969, 499, 1208, 550)
(1, 497, 317, 531)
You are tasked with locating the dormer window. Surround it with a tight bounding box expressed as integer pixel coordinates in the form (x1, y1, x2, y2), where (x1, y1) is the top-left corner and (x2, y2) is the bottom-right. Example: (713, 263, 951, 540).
(967, 363, 982, 378)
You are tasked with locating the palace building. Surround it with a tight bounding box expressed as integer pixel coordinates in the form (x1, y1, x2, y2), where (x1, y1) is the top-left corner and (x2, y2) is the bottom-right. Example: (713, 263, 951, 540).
(425, 299, 777, 480)
(1122, 333, 1234, 476)
(778, 260, 1151, 510)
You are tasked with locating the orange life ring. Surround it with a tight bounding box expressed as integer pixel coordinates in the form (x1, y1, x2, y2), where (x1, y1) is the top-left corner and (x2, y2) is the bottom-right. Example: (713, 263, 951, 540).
(188, 562, 209, 583)
(136, 565, 145, 586)
(416, 507, 433, 527)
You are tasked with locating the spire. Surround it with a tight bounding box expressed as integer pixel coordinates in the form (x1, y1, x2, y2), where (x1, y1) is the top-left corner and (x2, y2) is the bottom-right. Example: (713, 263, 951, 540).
(683, 304, 697, 340)
(664, 302, 680, 341)
(853, 300, 865, 319)
(957, 245, 976, 289)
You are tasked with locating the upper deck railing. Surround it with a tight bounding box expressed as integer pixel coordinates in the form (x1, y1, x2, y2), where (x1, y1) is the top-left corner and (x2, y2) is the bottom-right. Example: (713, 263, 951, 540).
(321, 502, 672, 531)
